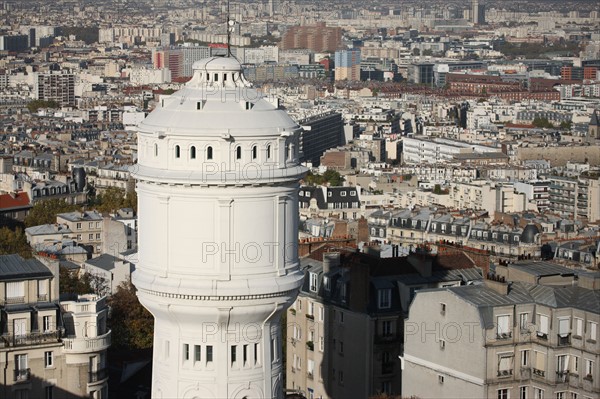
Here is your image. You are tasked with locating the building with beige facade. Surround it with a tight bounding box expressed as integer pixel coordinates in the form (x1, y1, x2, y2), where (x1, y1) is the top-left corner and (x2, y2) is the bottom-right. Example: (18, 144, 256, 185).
(0, 254, 110, 399)
(403, 261, 600, 399)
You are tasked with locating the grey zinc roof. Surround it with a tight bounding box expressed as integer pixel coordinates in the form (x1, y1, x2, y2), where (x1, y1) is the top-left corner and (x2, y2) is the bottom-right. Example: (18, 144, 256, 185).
(448, 281, 600, 317)
(508, 261, 577, 277)
(0, 254, 53, 281)
(25, 224, 72, 236)
(85, 254, 120, 271)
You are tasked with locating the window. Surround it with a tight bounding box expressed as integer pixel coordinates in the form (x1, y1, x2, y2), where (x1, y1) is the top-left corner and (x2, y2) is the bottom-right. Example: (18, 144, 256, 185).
(520, 386, 527, 399)
(308, 301, 314, 316)
(309, 273, 318, 292)
(382, 320, 393, 336)
(588, 322, 597, 342)
(252, 146, 257, 159)
(378, 289, 391, 309)
(7, 281, 25, 302)
(254, 343, 259, 365)
(194, 345, 201, 362)
(15, 354, 27, 380)
(339, 341, 344, 354)
(89, 234, 94, 240)
(324, 276, 330, 291)
(319, 306, 324, 322)
(534, 351, 546, 374)
(44, 351, 53, 368)
(175, 145, 180, 158)
(498, 389, 509, 399)
(572, 356, 579, 374)
(266, 145, 271, 159)
(231, 345, 237, 365)
(207, 146, 213, 160)
(236, 146, 241, 160)
(440, 339, 445, 349)
(243, 344, 248, 366)
(521, 350, 530, 367)
(319, 336, 324, 352)
(438, 374, 444, 384)
(154, 143, 158, 156)
(498, 354, 514, 375)
(537, 314, 549, 337)
(96, 233, 101, 240)
(534, 388, 544, 399)
(164, 340, 170, 359)
(13, 318, 26, 337)
(497, 315, 511, 338)
(520, 313, 529, 330)
(339, 370, 344, 384)
(183, 344, 189, 361)
(585, 359, 593, 377)
(206, 345, 213, 363)
(190, 146, 196, 159)
(76, 222, 82, 229)
(575, 318, 583, 337)
(440, 303, 446, 314)
(45, 386, 53, 399)
(339, 312, 344, 323)
(43, 316, 52, 332)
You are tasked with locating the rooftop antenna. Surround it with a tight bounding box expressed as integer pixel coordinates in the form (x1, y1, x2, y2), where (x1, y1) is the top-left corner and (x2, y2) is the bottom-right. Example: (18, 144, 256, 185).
(226, 0, 234, 57)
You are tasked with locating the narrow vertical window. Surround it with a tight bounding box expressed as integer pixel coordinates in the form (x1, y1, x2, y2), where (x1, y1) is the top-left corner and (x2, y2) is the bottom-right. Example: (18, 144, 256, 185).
(206, 345, 213, 362)
(252, 145, 257, 159)
(266, 144, 271, 159)
(236, 146, 241, 160)
(207, 146, 213, 160)
(183, 343, 189, 360)
(194, 345, 201, 362)
(154, 143, 158, 157)
(190, 146, 196, 159)
(175, 145, 180, 158)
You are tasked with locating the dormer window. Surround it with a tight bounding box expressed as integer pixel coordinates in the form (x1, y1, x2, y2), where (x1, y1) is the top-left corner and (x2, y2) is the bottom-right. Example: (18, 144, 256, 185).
(341, 192, 346, 197)
(378, 289, 391, 309)
(309, 273, 318, 292)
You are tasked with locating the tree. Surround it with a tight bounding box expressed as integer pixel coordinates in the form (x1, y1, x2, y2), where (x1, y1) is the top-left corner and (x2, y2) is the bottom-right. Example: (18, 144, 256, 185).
(59, 266, 95, 295)
(322, 169, 344, 186)
(0, 227, 32, 258)
(559, 121, 572, 131)
(25, 199, 79, 227)
(95, 187, 127, 214)
(108, 280, 154, 350)
(27, 99, 59, 113)
(532, 117, 554, 129)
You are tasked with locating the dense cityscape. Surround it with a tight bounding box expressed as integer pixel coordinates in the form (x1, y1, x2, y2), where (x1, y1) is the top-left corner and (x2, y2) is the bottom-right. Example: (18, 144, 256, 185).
(0, 0, 599, 398)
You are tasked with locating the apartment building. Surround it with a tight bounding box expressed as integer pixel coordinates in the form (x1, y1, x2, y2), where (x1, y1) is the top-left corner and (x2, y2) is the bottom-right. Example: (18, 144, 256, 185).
(286, 250, 482, 398)
(402, 136, 499, 165)
(0, 254, 110, 399)
(403, 262, 600, 399)
(549, 173, 600, 222)
(56, 211, 103, 254)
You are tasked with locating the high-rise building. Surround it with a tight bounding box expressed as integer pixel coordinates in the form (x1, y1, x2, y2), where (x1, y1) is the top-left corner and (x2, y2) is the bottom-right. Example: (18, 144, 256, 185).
(334, 49, 361, 81)
(152, 48, 184, 80)
(297, 112, 344, 166)
(472, 0, 485, 25)
(34, 70, 75, 107)
(132, 56, 306, 398)
(281, 23, 342, 53)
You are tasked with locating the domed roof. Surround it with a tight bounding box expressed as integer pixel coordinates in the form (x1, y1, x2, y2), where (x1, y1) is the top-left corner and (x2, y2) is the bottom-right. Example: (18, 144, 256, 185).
(520, 223, 540, 244)
(138, 56, 298, 138)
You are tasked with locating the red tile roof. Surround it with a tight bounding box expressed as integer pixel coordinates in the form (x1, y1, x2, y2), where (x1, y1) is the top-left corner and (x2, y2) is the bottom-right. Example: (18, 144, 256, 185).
(0, 192, 31, 210)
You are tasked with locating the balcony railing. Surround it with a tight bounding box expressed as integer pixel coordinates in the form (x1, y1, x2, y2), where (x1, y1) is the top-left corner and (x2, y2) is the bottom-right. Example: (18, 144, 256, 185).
(556, 371, 569, 383)
(3, 296, 25, 305)
(88, 368, 108, 383)
(497, 369, 513, 378)
(496, 332, 512, 340)
(0, 331, 61, 348)
(37, 294, 48, 302)
(533, 368, 545, 378)
(557, 334, 571, 346)
(63, 330, 111, 353)
(14, 368, 30, 382)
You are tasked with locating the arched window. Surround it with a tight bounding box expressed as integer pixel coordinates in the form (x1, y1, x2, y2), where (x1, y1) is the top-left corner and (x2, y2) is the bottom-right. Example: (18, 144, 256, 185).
(207, 146, 213, 160)
(252, 145, 257, 160)
(236, 146, 242, 160)
(154, 143, 158, 157)
(190, 146, 196, 159)
(266, 144, 271, 159)
(175, 145, 180, 158)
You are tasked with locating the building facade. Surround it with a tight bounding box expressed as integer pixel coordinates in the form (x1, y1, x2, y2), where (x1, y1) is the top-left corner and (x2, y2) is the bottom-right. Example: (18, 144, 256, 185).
(0, 254, 110, 399)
